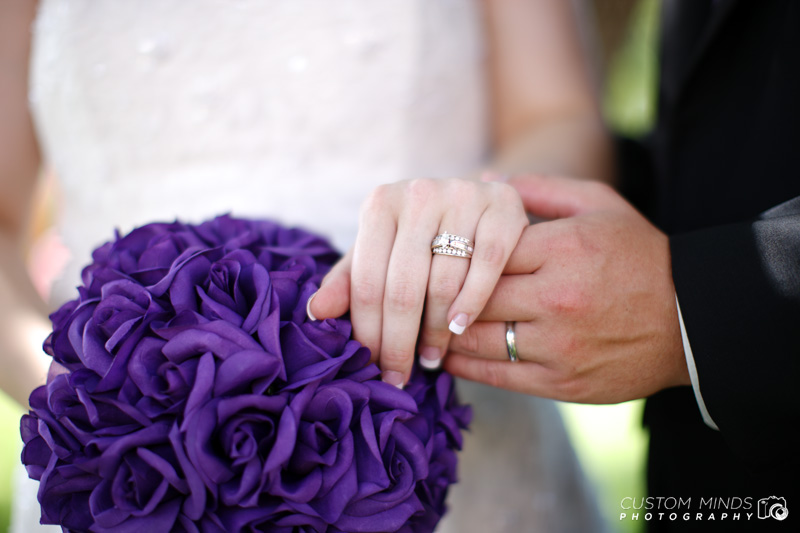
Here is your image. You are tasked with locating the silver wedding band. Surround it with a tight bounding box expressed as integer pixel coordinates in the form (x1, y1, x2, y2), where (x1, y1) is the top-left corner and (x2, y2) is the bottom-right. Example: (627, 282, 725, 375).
(431, 231, 474, 259)
(505, 321, 519, 362)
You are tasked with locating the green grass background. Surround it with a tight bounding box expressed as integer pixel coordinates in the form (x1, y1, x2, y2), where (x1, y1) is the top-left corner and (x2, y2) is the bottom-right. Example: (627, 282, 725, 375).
(0, 393, 21, 532)
(0, 1, 659, 531)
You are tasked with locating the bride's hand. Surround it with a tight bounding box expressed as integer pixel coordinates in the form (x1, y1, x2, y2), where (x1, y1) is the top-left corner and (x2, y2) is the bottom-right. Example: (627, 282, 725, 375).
(308, 177, 528, 388)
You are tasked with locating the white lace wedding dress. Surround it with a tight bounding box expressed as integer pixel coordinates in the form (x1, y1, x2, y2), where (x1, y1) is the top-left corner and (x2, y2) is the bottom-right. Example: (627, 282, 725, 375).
(16, 1, 607, 531)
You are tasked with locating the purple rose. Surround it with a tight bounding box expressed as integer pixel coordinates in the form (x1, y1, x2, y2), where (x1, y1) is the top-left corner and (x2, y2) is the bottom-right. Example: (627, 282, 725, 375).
(183, 391, 296, 508)
(22, 215, 470, 532)
(21, 378, 205, 532)
(271, 381, 364, 522)
(85, 422, 205, 532)
(82, 221, 204, 293)
(280, 318, 371, 388)
(125, 319, 284, 422)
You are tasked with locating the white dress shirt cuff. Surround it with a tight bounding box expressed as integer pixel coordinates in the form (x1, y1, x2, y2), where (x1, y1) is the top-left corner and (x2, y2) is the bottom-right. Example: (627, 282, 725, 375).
(675, 295, 720, 431)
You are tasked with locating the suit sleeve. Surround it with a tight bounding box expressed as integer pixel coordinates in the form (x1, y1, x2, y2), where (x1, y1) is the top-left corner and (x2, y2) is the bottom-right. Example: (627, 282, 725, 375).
(669, 196, 800, 467)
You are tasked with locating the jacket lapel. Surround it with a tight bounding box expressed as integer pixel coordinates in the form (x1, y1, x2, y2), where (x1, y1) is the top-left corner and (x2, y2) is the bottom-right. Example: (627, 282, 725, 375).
(664, 0, 741, 108)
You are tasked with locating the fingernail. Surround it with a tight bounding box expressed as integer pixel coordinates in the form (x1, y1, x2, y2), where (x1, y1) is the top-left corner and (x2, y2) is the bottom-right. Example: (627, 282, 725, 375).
(448, 313, 468, 335)
(382, 370, 404, 389)
(306, 291, 318, 321)
(419, 346, 441, 370)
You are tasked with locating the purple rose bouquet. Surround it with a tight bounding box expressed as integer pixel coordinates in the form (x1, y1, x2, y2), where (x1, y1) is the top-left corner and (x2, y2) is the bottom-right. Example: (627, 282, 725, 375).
(21, 215, 471, 533)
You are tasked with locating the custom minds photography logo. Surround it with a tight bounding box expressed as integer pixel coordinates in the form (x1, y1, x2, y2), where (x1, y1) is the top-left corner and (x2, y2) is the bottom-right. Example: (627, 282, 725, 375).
(619, 496, 789, 524)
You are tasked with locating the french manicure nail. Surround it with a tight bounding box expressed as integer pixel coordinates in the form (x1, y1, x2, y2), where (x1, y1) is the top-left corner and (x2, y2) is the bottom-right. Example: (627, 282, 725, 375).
(306, 291, 318, 321)
(449, 313, 468, 335)
(382, 370, 405, 389)
(419, 346, 442, 370)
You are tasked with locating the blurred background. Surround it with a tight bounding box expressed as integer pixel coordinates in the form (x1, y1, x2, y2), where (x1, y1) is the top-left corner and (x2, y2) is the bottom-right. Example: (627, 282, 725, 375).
(559, 1, 659, 532)
(0, 0, 660, 531)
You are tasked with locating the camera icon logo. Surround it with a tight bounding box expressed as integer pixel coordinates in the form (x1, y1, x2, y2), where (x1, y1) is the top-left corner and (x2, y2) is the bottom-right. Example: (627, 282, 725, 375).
(758, 496, 789, 521)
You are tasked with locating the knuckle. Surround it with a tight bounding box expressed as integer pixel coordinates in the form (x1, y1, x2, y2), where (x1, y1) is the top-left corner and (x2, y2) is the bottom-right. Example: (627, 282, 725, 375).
(538, 353, 587, 401)
(404, 178, 437, 202)
(550, 286, 590, 316)
(400, 179, 437, 218)
(550, 224, 600, 263)
(538, 287, 562, 316)
(552, 376, 587, 402)
(474, 239, 507, 270)
(483, 360, 506, 389)
(427, 275, 462, 304)
(366, 184, 391, 208)
(440, 178, 483, 207)
(419, 325, 447, 347)
(385, 280, 423, 313)
(494, 181, 521, 203)
(492, 182, 525, 215)
(351, 278, 382, 308)
(380, 345, 414, 367)
(544, 331, 581, 358)
(445, 177, 473, 197)
(361, 184, 392, 219)
(457, 324, 482, 355)
(515, 204, 530, 228)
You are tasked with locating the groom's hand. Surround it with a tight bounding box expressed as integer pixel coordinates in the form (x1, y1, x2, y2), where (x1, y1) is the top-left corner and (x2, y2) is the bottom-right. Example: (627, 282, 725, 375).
(444, 175, 691, 403)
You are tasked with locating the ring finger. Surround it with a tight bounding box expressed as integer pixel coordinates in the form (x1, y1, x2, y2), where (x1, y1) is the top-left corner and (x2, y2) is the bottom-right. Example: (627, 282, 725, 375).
(418, 223, 476, 369)
(446, 320, 551, 364)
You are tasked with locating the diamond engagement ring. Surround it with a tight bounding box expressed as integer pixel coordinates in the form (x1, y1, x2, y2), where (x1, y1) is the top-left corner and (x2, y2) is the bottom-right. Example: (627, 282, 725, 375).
(431, 232, 474, 258)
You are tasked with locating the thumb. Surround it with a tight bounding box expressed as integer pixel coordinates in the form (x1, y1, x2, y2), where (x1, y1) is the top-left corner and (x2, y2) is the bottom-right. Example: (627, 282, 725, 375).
(508, 174, 614, 219)
(308, 248, 353, 320)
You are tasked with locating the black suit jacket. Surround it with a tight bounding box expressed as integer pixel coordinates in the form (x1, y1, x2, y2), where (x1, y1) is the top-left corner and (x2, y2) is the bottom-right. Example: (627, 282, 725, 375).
(619, 0, 800, 530)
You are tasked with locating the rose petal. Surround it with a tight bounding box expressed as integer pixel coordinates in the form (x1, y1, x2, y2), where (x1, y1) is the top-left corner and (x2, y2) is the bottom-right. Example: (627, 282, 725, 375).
(213, 350, 282, 397)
